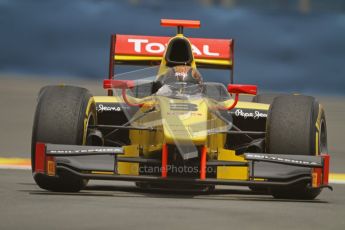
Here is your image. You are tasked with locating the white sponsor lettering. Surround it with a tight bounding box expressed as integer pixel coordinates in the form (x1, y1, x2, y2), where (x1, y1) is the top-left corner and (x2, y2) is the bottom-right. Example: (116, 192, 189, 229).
(246, 154, 319, 166)
(234, 109, 267, 119)
(127, 38, 220, 57)
(97, 104, 121, 112)
(203, 45, 220, 56)
(191, 45, 202, 55)
(146, 42, 165, 53)
(49, 148, 123, 154)
(128, 39, 149, 52)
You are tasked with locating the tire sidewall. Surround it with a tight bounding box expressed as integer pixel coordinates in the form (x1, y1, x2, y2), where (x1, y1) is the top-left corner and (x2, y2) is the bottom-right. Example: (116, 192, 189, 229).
(31, 85, 96, 192)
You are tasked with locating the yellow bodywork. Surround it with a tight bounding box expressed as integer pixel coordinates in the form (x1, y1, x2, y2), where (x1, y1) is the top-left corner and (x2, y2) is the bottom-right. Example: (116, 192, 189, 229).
(94, 94, 269, 180)
(92, 32, 270, 180)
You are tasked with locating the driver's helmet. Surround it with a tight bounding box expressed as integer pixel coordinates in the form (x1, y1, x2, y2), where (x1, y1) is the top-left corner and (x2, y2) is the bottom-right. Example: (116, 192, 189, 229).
(158, 66, 203, 85)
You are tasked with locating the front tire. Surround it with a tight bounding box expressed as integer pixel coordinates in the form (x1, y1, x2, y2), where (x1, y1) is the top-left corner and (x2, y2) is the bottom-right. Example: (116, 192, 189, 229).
(266, 95, 327, 199)
(32, 85, 96, 192)
(252, 93, 288, 104)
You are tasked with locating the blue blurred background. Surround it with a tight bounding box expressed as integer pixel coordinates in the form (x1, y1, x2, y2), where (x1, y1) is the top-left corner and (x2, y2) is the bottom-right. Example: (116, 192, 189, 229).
(1, 0, 345, 94)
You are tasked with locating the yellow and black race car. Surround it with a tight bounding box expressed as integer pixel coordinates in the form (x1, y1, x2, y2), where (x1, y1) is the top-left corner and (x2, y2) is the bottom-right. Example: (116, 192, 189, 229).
(32, 19, 330, 199)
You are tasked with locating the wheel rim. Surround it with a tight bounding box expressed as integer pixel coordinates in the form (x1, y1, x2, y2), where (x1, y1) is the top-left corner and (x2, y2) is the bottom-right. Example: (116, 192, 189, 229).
(319, 119, 328, 154)
(84, 112, 96, 145)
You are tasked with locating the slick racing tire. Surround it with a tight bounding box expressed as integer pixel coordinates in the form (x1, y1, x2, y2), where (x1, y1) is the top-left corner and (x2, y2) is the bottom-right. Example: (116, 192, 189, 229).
(32, 85, 96, 192)
(252, 93, 287, 104)
(266, 95, 327, 199)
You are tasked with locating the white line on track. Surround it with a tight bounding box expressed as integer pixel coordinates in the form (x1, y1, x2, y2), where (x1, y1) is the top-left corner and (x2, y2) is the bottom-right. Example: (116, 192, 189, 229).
(0, 165, 31, 170)
(329, 180, 345, 184)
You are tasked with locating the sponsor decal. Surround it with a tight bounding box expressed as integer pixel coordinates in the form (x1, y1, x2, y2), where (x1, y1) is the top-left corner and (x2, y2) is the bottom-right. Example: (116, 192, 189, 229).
(115, 35, 232, 59)
(234, 109, 267, 119)
(48, 148, 123, 154)
(127, 38, 220, 57)
(170, 103, 198, 111)
(97, 104, 122, 112)
(167, 112, 202, 116)
(246, 153, 320, 166)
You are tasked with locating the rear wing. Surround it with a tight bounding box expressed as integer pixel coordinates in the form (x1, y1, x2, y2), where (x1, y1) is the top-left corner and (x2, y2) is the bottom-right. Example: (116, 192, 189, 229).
(108, 34, 234, 79)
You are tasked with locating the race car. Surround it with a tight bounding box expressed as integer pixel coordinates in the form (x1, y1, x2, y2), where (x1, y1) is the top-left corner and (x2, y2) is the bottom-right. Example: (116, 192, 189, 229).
(31, 19, 331, 199)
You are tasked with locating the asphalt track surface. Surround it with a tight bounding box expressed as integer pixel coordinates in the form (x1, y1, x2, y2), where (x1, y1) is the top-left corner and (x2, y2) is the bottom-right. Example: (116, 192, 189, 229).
(1, 76, 345, 229)
(1, 169, 344, 230)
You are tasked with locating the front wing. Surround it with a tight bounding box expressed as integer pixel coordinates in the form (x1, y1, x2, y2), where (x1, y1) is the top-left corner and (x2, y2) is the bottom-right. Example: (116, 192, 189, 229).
(34, 143, 331, 190)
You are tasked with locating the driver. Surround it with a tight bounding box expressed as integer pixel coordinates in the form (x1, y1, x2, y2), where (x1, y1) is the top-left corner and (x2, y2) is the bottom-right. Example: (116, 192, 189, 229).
(157, 65, 203, 85)
(154, 65, 203, 96)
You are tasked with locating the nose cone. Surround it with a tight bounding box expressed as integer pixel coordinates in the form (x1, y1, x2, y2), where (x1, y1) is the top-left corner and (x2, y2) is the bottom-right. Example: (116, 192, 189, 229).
(159, 97, 208, 147)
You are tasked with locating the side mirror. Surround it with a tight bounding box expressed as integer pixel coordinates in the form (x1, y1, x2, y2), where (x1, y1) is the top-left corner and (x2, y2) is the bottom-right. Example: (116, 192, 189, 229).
(103, 79, 142, 107)
(103, 79, 135, 89)
(222, 84, 258, 110)
(227, 84, 257, 95)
